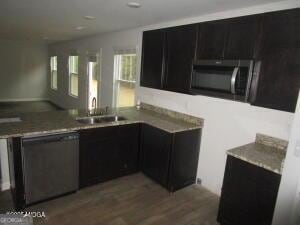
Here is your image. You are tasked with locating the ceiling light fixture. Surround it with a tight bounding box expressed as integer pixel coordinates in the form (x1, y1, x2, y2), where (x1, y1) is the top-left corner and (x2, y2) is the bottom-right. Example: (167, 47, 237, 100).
(76, 26, 86, 30)
(127, 2, 141, 8)
(84, 16, 96, 20)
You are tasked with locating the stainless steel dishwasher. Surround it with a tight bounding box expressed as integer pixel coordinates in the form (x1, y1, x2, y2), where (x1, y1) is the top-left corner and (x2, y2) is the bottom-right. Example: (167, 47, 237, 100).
(22, 132, 79, 205)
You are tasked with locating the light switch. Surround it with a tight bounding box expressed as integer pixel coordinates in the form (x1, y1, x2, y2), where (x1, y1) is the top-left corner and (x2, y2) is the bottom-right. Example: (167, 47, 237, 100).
(294, 139, 300, 158)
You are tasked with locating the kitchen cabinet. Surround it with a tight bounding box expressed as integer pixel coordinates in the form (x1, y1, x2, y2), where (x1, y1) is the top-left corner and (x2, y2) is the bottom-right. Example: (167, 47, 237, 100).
(250, 47, 300, 112)
(164, 24, 198, 93)
(259, 9, 298, 55)
(79, 124, 140, 188)
(140, 29, 166, 89)
(224, 15, 261, 59)
(217, 155, 281, 225)
(197, 20, 229, 59)
(140, 124, 201, 192)
(118, 124, 140, 176)
(249, 8, 300, 112)
(140, 124, 172, 187)
(197, 15, 260, 60)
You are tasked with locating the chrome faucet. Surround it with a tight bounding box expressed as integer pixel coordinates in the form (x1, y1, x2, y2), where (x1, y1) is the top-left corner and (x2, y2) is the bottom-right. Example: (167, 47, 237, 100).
(92, 97, 97, 110)
(87, 97, 97, 116)
(105, 106, 109, 114)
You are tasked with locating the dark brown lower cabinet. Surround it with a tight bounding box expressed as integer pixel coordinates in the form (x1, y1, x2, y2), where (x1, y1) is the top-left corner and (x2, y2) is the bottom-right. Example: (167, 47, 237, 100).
(79, 124, 140, 188)
(140, 124, 201, 192)
(217, 155, 281, 225)
(8, 122, 202, 210)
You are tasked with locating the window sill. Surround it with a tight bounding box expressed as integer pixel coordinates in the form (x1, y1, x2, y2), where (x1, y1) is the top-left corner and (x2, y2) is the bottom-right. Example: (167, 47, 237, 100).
(116, 79, 136, 84)
(69, 93, 79, 99)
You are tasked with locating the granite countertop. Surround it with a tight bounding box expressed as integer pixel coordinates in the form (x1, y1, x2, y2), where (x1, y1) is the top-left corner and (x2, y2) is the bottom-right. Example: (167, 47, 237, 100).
(0, 104, 204, 138)
(227, 134, 288, 175)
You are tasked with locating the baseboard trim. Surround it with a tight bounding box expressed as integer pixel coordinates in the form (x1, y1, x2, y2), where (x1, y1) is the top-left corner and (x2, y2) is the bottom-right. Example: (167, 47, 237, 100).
(0, 98, 50, 102)
(1, 181, 10, 191)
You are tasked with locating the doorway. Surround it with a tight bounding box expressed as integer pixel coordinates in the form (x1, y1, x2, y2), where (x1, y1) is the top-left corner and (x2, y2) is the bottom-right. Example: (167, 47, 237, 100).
(87, 53, 101, 110)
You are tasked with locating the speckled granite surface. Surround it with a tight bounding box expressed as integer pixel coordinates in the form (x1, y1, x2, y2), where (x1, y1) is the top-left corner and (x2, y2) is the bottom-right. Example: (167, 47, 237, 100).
(0, 106, 203, 138)
(256, 133, 288, 150)
(227, 134, 288, 175)
(141, 103, 204, 125)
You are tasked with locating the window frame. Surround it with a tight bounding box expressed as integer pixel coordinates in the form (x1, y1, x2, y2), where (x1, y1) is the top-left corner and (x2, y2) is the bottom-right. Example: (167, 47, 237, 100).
(68, 55, 79, 98)
(50, 56, 58, 90)
(113, 52, 137, 108)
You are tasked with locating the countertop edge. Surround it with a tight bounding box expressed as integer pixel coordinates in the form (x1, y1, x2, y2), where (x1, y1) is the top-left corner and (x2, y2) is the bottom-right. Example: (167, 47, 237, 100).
(0, 120, 203, 139)
(226, 151, 282, 175)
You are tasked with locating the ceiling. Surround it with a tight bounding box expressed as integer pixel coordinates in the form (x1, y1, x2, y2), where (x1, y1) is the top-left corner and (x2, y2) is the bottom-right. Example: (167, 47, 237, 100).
(0, 0, 286, 43)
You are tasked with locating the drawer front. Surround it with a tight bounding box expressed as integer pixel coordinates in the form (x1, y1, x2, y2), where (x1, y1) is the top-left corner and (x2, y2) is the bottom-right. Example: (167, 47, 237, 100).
(80, 126, 119, 141)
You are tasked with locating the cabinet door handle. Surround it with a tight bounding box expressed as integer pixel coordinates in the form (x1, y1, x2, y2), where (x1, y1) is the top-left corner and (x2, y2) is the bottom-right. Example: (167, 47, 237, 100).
(231, 67, 239, 94)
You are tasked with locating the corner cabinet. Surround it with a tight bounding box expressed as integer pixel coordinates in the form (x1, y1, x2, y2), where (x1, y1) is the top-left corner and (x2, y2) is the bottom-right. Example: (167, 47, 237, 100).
(79, 124, 140, 188)
(140, 124, 201, 192)
(217, 156, 281, 225)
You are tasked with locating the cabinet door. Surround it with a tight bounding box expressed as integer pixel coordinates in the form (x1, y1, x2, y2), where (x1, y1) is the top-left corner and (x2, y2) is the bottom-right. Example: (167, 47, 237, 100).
(218, 156, 258, 225)
(224, 15, 261, 59)
(250, 47, 300, 112)
(259, 9, 297, 55)
(197, 20, 229, 59)
(164, 24, 197, 93)
(250, 8, 300, 112)
(169, 129, 201, 191)
(79, 127, 121, 188)
(118, 124, 140, 176)
(140, 124, 173, 187)
(218, 156, 281, 225)
(140, 30, 165, 89)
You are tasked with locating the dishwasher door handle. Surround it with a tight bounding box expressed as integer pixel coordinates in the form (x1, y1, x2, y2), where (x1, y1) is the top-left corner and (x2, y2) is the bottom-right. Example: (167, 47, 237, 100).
(22, 133, 79, 146)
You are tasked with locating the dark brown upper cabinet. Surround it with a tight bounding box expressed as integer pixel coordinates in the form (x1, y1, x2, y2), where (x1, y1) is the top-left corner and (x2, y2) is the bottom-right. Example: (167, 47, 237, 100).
(140, 29, 166, 89)
(197, 20, 229, 59)
(197, 15, 261, 60)
(258, 9, 299, 56)
(224, 15, 261, 59)
(164, 24, 198, 93)
(250, 46, 300, 112)
(250, 8, 300, 112)
(140, 8, 300, 112)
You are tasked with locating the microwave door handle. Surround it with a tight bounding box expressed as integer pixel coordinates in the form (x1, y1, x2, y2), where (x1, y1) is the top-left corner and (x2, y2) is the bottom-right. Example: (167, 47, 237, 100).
(231, 67, 239, 94)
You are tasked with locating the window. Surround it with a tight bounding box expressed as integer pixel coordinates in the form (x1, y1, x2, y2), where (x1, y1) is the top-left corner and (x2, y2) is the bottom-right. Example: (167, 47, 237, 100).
(88, 54, 100, 109)
(69, 55, 79, 97)
(114, 52, 137, 107)
(50, 56, 57, 90)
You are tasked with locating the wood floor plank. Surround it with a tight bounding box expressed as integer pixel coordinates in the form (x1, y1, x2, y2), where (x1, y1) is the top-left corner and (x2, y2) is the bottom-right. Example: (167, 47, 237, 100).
(0, 173, 220, 225)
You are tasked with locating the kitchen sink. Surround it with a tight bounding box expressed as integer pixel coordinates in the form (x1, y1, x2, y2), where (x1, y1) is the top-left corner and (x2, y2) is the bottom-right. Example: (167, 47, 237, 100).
(76, 115, 127, 125)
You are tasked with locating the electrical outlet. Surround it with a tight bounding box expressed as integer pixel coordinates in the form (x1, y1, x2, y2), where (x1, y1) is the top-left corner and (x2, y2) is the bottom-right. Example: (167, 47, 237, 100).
(196, 178, 202, 185)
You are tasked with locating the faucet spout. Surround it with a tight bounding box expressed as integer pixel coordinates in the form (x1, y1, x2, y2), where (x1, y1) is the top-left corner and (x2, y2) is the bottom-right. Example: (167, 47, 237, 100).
(92, 97, 97, 109)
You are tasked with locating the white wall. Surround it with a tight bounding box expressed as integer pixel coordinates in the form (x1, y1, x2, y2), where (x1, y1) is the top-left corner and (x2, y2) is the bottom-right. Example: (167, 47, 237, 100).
(46, 0, 300, 195)
(48, 29, 140, 109)
(273, 92, 300, 225)
(0, 39, 48, 101)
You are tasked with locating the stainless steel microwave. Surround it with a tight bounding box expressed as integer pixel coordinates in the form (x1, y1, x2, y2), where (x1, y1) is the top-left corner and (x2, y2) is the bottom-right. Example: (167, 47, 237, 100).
(190, 60, 254, 102)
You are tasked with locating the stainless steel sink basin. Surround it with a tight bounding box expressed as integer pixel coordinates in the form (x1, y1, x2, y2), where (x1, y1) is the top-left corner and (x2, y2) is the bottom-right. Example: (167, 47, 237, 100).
(76, 115, 127, 125)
